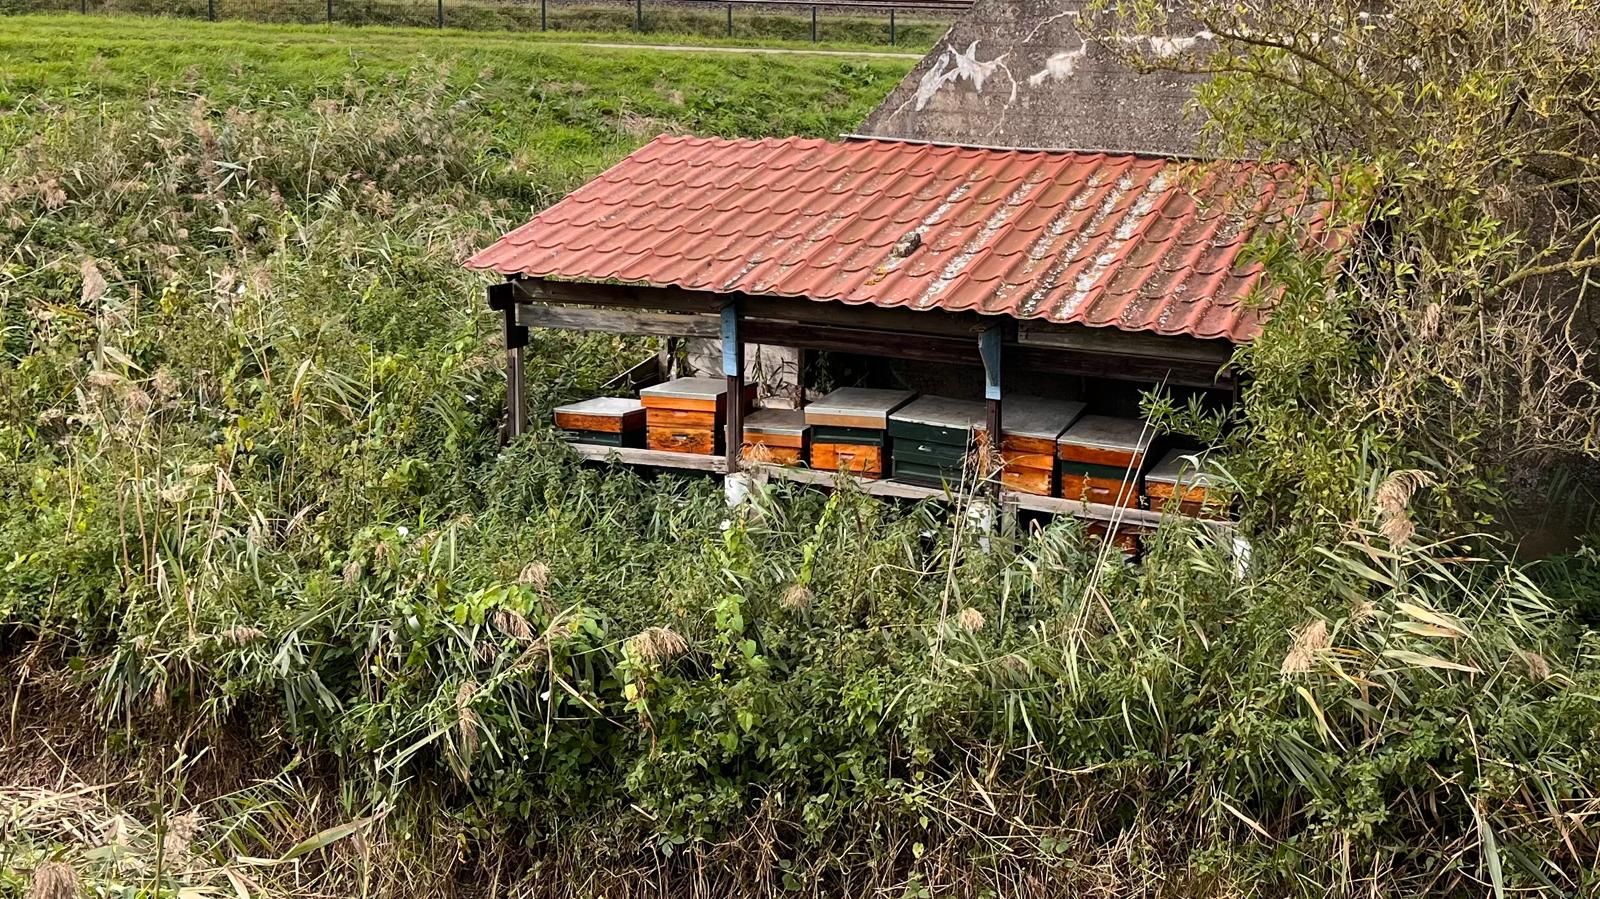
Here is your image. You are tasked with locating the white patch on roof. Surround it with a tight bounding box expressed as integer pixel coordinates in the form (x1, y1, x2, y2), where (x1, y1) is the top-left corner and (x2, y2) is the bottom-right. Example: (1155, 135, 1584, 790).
(914, 41, 1016, 111)
(1028, 41, 1089, 86)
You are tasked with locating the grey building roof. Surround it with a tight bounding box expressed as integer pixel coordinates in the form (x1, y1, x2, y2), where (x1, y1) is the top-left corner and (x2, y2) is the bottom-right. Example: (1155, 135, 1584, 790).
(856, 0, 1216, 157)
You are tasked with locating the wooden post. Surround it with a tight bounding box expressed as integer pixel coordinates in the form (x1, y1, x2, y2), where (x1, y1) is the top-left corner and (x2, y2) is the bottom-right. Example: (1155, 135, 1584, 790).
(722, 303, 744, 472)
(489, 282, 528, 441)
(437, 0, 443, 27)
(207, 0, 214, 20)
(980, 324, 1003, 482)
(810, 5, 817, 41)
(726, 2, 732, 36)
(326, 0, 332, 23)
(889, 8, 895, 45)
(635, 0, 643, 31)
(540, 0, 546, 29)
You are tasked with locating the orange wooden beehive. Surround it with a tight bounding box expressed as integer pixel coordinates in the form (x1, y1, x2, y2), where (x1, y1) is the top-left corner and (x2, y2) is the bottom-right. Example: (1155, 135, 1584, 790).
(803, 387, 914, 480)
(1143, 449, 1227, 518)
(741, 408, 809, 465)
(1056, 416, 1153, 508)
(978, 396, 1086, 496)
(639, 377, 752, 455)
(553, 397, 647, 447)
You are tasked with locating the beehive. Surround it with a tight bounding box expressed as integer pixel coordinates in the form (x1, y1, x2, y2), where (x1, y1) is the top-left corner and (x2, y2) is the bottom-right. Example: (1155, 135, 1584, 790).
(552, 397, 647, 447)
(639, 377, 752, 455)
(1056, 415, 1153, 507)
(741, 408, 809, 465)
(1143, 448, 1226, 518)
(804, 387, 915, 479)
(1085, 522, 1148, 559)
(986, 396, 1086, 496)
(888, 396, 986, 487)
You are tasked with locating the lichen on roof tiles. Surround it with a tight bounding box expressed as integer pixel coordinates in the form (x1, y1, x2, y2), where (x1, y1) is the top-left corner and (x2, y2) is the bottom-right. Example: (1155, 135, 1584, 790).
(466, 135, 1345, 343)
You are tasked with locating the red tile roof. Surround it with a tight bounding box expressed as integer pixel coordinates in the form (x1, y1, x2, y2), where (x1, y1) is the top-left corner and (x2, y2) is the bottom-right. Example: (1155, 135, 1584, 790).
(468, 135, 1345, 342)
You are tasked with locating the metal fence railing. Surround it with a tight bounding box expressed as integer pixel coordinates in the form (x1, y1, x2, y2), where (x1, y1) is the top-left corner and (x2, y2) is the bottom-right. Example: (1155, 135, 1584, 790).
(34, 0, 967, 45)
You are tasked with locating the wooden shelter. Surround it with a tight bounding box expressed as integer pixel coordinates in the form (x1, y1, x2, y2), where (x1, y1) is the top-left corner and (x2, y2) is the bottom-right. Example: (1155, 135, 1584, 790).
(470, 134, 1341, 531)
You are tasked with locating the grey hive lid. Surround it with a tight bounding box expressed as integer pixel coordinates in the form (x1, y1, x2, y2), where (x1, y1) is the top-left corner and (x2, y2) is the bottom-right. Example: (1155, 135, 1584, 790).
(744, 408, 808, 436)
(1144, 448, 1219, 488)
(805, 387, 917, 426)
(554, 397, 644, 416)
(640, 377, 729, 400)
(890, 396, 987, 429)
(1059, 415, 1154, 452)
(995, 396, 1087, 440)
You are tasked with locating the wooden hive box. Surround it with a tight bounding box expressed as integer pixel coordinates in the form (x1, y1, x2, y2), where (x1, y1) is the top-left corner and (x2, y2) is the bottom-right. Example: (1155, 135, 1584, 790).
(983, 396, 1086, 496)
(1056, 415, 1153, 508)
(1143, 448, 1227, 518)
(639, 377, 752, 455)
(804, 387, 915, 479)
(1085, 521, 1149, 559)
(741, 408, 809, 466)
(553, 397, 646, 447)
(888, 396, 986, 488)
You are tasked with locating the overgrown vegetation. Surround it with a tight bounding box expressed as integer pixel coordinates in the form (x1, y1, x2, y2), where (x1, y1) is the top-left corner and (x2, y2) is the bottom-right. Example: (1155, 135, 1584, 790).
(4, 11, 1600, 899)
(1103, 0, 1600, 538)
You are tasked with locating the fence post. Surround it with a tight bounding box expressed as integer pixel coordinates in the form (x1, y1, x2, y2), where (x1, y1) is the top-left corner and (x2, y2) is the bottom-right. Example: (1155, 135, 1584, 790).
(540, 0, 546, 29)
(726, 2, 731, 36)
(436, 0, 442, 27)
(207, 0, 214, 20)
(635, 0, 642, 31)
(80, 0, 86, 14)
(810, 4, 816, 41)
(889, 7, 895, 45)
(326, 0, 332, 24)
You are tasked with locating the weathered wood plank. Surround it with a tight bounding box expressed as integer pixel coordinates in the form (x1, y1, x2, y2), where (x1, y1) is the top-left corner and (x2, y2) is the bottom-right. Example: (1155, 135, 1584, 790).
(568, 443, 728, 472)
(761, 466, 947, 501)
(516, 303, 721, 338)
(1017, 321, 1235, 363)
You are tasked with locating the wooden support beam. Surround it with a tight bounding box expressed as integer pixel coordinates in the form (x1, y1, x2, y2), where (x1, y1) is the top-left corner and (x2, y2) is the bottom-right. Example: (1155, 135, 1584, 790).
(1016, 321, 1234, 364)
(568, 443, 728, 473)
(722, 303, 744, 474)
(511, 277, 988, 338)
(980, 324, 1003, 443)
(1006, 346, 1234, 390)
(506, 278, 1233, 386)
(515, 303, 721, 338)
(742, 319, 981, 365)
(512, 278, 714, 314)
(488, 281, 529, 440)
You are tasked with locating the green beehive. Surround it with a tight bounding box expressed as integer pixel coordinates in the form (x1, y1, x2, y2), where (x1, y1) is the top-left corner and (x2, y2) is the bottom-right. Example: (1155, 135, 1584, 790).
(888, 396, 987, 487)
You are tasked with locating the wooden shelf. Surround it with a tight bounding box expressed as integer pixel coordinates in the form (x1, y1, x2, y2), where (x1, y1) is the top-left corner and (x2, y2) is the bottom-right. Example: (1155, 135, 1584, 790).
(1001, 491, 1219, 530)
(759, 464, 950, 501)
(565, 442, 1234, 533)
(567, 443, 728, 473)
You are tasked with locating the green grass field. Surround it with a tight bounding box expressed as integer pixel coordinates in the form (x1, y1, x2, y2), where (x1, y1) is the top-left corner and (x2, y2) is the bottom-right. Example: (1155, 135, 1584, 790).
(3, 1, 950, 47)
(0, 13, 913, 187)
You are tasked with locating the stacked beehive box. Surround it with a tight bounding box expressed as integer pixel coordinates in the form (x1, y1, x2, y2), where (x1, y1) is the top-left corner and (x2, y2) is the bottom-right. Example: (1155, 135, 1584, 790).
(804, 387, 914, 479)
(741, 408, 809, 465)
(1143, 449, 1225, 517)
(1056, 416, 1152, 507)
(888, 396, 986, 487)
(552, 397, 647, 447)
(989, 396, 1086, 496)
(639, 377, 751, 455)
